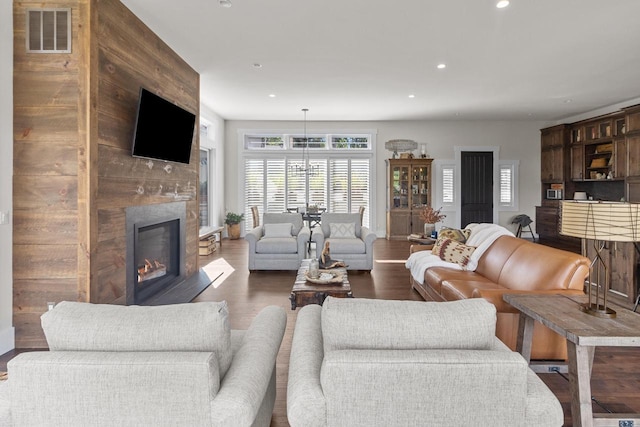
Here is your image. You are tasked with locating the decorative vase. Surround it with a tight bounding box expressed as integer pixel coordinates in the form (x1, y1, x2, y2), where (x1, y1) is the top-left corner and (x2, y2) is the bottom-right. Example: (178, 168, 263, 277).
(423, 223, 435, 238)
(227, 223, 241, 240)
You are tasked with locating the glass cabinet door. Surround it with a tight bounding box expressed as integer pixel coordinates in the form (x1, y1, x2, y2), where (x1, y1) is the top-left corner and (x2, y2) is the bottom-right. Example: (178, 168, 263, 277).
(392, 165, 410, 209)
(411, 165, 430, 207)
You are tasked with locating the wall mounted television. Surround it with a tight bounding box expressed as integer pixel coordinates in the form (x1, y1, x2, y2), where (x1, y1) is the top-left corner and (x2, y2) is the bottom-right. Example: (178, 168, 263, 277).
(132, 88, 196, 164)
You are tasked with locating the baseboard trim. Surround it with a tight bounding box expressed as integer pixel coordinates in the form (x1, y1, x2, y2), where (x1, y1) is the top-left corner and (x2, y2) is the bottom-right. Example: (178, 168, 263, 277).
(0, 327, 15, 355)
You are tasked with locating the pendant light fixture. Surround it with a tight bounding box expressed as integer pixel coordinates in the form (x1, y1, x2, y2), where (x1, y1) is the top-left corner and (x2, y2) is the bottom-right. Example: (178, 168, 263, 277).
(290, 108, 318, 177)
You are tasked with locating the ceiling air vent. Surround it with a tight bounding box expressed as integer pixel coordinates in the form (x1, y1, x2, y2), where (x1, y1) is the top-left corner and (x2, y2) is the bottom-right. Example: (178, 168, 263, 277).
(26, 9, 71, 53)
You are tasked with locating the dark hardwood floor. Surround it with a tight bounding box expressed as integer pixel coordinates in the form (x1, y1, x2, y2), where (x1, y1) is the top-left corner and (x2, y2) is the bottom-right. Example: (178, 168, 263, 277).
(2, 238, 639, 426)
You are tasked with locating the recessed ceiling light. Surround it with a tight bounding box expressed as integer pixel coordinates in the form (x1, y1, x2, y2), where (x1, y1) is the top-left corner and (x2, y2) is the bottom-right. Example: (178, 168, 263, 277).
(564, 99, 573, 103)
(437, 63, 446, 69)
(268, 94, 276, 98)
(496, 1, 509, 8)
(219, 0, 232, 8)
(253, 63, 262, 68)
(408, 94, 415, 99)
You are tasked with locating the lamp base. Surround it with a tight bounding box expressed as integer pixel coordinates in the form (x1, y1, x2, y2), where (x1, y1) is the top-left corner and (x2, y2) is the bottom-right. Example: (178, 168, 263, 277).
(580, 303, 616, 318)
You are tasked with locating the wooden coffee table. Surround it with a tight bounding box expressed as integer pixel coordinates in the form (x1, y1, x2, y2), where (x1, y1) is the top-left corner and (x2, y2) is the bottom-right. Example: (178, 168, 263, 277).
(290, 259, 352, 310)
(504, 294, 640, 427)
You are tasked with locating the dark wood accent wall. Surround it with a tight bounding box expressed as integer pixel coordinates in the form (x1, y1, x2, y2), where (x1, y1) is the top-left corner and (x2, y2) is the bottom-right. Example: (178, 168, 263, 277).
(13, 0, 200, 347)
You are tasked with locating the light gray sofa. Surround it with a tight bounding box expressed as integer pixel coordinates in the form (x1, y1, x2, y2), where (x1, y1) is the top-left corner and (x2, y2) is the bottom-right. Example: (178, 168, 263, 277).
(245, 212, 310, 271)
(287, 297, 563, 427)
(0, 301, 286, 427)
(311, 212, 376, 270)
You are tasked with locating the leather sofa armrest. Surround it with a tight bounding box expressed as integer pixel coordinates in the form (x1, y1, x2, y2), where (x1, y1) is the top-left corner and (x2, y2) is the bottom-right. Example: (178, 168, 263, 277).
(472, 288, 585, 313)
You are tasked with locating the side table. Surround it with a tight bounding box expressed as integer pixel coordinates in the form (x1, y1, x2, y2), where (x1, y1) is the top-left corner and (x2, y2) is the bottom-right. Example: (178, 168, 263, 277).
(504, 294, 640, 427)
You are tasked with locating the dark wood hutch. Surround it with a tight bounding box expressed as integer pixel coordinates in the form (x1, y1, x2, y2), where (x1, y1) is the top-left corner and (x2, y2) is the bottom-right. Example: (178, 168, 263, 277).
(537, 104, 640, 309)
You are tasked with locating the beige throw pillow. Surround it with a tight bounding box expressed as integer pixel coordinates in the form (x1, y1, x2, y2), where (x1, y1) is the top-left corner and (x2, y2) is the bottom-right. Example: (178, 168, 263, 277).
(330, 222, 355, 238)
(432, 237, 476, 268)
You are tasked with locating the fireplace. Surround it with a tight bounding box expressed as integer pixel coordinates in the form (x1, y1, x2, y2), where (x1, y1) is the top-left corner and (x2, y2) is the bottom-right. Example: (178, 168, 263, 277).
(126, 202, 186, 305)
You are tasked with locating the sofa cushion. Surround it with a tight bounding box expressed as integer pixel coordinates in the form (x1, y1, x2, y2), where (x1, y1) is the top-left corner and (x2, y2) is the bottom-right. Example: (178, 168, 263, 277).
(327, 237, 365, 254)
(432, 238, 476, 268)
(256, 236, 298, 253)
(440, 279, 504, 301)
(438, 227, 471, 243)
(41, 301, 233, 377)
(330, 222, 355, 238)
(321, 297, 496, 352)
(424, 268, 488, 294)
(263, 222, 292, 238)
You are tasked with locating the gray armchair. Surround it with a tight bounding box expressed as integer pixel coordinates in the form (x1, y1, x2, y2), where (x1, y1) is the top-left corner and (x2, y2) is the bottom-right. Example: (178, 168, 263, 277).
(0, 301, 287, 427)
(311, 212, 376, 270)
(245, 213, 310, 271)
(287, 297, 563, 427)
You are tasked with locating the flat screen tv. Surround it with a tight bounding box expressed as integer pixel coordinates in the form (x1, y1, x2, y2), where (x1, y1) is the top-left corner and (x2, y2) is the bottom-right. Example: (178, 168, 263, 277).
(132, 88, 196, 164)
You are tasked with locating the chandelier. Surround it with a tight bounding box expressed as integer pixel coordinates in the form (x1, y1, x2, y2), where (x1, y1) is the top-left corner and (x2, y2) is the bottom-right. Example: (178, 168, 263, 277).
(290, 108, 319, 177)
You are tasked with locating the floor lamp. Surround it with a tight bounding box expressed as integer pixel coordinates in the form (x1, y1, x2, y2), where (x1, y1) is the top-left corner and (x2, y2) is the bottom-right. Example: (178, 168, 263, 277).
(559, 200, 640, 318)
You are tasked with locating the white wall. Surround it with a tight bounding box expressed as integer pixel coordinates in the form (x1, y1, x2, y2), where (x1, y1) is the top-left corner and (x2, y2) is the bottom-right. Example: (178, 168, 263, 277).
(200, 104, 225, 228)
(224, 119, 546, 237)
(0, 0, 15, 353)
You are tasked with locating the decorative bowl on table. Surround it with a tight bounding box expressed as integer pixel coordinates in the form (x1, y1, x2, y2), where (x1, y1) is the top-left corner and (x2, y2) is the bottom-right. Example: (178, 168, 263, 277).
(305, 270, 343, 285)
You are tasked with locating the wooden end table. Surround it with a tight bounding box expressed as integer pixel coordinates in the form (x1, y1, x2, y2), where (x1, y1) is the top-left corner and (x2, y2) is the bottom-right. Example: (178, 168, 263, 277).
(290, 259, 352, 310)
(503, 294, 640, 427)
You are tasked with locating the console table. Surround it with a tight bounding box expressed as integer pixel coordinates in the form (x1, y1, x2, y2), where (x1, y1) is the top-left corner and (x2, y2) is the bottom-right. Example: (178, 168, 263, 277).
(504, 294, 640, 427)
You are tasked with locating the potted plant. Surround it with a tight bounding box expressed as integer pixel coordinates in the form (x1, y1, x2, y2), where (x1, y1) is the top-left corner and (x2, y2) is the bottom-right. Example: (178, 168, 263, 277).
(225, 212, 245, 240)
(419, 206, 446, 237)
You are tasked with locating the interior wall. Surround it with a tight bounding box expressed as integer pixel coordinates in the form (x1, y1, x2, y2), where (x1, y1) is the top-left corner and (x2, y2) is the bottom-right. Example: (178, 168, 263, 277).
(224, 120, 545, 237)
(92, 0, 200, 305)
(12, 0, 200, 348)
(0, 0, 14, 354)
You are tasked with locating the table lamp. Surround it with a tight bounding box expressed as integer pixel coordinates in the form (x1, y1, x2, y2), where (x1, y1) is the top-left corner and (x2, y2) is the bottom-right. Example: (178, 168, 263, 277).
(560, 201, 640, 318)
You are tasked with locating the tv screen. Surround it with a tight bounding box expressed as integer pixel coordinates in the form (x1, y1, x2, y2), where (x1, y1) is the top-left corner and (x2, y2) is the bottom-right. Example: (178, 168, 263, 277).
(132, 88, 196, 164)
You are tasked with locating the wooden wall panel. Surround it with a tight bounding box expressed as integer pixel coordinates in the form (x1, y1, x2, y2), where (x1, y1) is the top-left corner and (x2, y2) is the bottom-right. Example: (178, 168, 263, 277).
(13, 0, 199, 346)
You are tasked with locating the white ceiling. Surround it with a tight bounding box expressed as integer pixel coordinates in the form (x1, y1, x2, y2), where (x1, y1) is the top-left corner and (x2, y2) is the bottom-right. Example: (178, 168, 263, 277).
(120, 0, 640, 122)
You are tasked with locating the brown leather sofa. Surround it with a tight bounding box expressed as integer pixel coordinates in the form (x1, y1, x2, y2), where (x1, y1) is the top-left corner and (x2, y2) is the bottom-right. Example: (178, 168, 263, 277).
(410, 235, 590, 360)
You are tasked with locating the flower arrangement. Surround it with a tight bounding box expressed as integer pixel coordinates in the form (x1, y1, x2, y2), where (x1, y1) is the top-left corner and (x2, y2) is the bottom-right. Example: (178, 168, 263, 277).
(419, 206, 446, 224)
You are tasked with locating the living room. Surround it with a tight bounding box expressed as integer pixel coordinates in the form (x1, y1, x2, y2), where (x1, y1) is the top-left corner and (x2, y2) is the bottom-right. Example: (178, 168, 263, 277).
(2, 0, 640, 425)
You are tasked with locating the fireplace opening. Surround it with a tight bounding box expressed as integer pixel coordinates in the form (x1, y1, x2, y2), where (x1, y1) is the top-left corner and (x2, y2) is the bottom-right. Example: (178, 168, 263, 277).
(134, 219, 180, 303)
(126, 202, 187, 305)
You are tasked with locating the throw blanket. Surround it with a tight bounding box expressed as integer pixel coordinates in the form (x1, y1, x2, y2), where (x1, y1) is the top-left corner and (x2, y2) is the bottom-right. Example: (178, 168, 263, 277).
(406, 223, 514, 285)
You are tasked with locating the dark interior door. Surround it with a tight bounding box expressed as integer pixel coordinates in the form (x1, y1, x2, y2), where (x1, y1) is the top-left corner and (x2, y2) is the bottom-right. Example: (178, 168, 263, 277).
(461, 151, 493, 227)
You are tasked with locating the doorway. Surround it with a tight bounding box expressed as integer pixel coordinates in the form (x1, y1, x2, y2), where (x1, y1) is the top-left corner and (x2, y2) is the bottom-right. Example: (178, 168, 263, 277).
(460, 151, 493, 226)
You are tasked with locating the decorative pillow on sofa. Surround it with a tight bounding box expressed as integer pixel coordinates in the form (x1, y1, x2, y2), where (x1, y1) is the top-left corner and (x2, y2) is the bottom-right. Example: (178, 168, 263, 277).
(263, 222, 293, 238)
(330, 222, 355, 238)
(438, 227, 471, 243)
(432, 237, 476, 268)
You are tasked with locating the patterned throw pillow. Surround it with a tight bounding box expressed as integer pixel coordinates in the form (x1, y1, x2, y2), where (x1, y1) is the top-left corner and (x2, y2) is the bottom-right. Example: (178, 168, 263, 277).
(431, 237, 476, 268)
(438, 227, 471, 243)
(330, 222, 355, 238)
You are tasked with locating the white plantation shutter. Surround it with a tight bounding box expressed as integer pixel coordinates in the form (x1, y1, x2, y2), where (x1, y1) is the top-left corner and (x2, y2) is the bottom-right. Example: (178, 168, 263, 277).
(244, 159, 265, 232)
(442, 166, 454, 205)
(308, 160, 328, 208)
(330, 159, 349, 213)
(266, 160, 286, 213)
(499, 161, 518, 210)
(351, 159, 370, 227)
(287, 160, 306, 210)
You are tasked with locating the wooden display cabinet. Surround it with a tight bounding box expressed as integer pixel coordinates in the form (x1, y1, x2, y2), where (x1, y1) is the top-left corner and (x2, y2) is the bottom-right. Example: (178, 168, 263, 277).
(386, 158, 433, 239)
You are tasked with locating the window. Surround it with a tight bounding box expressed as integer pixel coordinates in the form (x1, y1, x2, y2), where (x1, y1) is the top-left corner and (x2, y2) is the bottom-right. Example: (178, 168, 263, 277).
(241, 131, 375, 232)
(441, 165, 455, 206)
(499, 161, 519, 210)
(199, 148, 210, 227)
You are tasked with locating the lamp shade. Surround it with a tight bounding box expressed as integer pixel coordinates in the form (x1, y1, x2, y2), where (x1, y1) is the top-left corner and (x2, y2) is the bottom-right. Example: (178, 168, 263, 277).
(559, 201, 640, 242)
